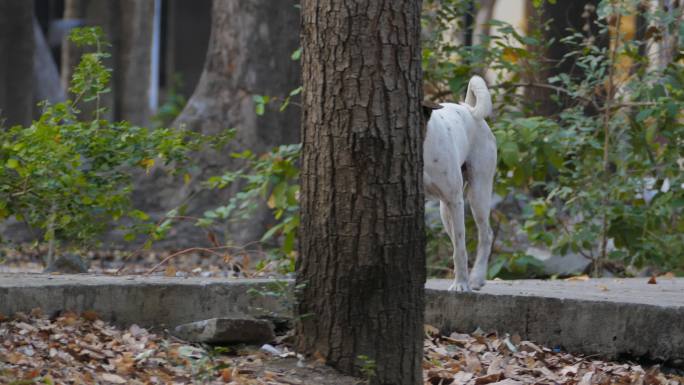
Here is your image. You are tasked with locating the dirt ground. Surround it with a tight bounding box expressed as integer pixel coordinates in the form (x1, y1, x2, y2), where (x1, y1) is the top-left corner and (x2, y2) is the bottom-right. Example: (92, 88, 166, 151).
(0, 310, 682, 385)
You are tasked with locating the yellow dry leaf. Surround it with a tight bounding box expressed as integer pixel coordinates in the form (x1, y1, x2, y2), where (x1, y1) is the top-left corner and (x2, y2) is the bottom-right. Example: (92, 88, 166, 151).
(267, 194, 276, 209)
(565, 274, 590, 282)
(183, 172, 191, 185)
(164, 265, 177, 277)
(502, 47, 519, 63)
(140, 158, 155, 175)
(425, 324, 440, 337)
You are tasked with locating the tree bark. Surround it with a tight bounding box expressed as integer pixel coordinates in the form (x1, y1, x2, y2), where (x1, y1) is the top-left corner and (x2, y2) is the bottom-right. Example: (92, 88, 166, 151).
(136, 0, 301, 247)
(0, 0, 34, 127)
(296, 1, 425, 384)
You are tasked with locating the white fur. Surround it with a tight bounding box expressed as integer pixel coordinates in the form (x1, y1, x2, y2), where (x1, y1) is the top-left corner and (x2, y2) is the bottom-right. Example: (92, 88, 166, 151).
(424, 76, 496, 292)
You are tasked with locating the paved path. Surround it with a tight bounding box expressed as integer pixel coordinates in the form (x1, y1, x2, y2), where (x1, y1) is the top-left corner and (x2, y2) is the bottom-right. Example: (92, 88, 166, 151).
(427, 277, 684, 307)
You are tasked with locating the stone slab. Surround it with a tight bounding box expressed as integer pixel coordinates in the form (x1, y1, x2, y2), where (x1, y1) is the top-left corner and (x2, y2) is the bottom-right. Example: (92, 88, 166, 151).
(1, 273, 682, 366)
(173, 317, 275, 344)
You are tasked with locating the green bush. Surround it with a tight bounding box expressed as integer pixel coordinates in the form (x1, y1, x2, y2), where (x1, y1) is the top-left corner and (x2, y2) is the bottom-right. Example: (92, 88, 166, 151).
(0, 27, 199, 251)
(424, 0, 684, 275)
(201, 144, 301, 273)
(205, 0, 684, 277)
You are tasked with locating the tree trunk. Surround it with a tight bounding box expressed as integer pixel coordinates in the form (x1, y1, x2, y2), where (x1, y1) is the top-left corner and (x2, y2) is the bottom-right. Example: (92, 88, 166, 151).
(0, 0, 34, 127)
(61, 0, 114, 119)
(115, 0, 155, 126)
(525, 0, 604, 116)
(33, 17, 65, 108)
(296, 1, 425, 384)
(164, 0, 212, 99)
(136, 0, 301, 247)
(61, 0, 153, 125)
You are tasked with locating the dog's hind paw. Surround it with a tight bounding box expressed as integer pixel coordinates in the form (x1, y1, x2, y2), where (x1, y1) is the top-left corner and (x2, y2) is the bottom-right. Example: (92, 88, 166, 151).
(448, 281, 471, 292)
(469, 276, 486, 291)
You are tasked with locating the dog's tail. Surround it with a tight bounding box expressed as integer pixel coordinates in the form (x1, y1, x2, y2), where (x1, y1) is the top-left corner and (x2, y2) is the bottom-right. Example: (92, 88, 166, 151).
(464, 75, 492, 120)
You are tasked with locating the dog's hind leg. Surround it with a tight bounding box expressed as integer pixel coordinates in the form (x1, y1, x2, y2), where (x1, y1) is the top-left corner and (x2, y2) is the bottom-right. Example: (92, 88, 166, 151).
(441, 192, 470, 292)
(465, 162, 495, 290)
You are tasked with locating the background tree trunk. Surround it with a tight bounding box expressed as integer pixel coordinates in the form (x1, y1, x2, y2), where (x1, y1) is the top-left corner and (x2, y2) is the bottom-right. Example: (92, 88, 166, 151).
(33, 17, 65, 108)
(61, 0, 153, 125)
(526, 0, 604, 116)
(115, 0, 155, 126)
(164, 0, 212, 99)
(61, 0, 114, 119)
(135, 0, 301, 247)
(296, 1, 425, 384)
(0, 0, 34, 127)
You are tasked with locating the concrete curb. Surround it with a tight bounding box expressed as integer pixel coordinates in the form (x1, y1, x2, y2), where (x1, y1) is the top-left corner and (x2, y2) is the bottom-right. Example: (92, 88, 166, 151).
(1, 274, 682, 366)
(425, 278, 684, 366)
(0, 274, 291, 329)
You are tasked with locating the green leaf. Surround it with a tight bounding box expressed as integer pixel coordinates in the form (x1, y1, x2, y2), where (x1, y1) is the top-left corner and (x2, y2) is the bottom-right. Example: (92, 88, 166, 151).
(500, 141, 519, 168)
(289, 86, 302, 96)
(635, 108, 653, 122)
(5, 158, 19, 169)
(261, 223, 282, 242)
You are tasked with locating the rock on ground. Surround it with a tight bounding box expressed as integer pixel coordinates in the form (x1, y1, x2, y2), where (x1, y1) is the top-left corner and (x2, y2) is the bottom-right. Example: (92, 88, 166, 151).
(43, 253, 89, 274)
(173, 316, 275, 344)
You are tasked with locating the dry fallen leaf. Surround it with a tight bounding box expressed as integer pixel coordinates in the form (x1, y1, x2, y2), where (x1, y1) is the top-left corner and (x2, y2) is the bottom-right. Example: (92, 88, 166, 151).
(220, 367, 232, 381)
(100, 372, 127, 384)
(0, 308, 679, 385)
(659, 272, 675, 280)
(578, 371, 594, 385)
(465, 352, 483, 373)
(474, 372, 503, 384)
(81, 310, 99, 322)
(565, 274, 590, 282)
(425, 324, 440, 337)
(164, 265, 177, 277)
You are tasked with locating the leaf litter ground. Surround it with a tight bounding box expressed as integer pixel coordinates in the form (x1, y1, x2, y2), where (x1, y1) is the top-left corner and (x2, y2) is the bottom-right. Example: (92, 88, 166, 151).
(0, 310, 682, 385)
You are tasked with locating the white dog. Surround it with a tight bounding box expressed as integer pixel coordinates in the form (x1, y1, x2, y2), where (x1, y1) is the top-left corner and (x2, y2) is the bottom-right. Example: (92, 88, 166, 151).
(422, 76, 496, 292)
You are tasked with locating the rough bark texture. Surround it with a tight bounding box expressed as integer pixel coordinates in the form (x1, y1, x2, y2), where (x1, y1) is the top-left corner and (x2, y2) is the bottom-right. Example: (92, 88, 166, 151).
(61, 0, 153, 125)
(0, 0, 34, 127)
(134, 0, 301, 247)
(295, 1, 425, 385)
